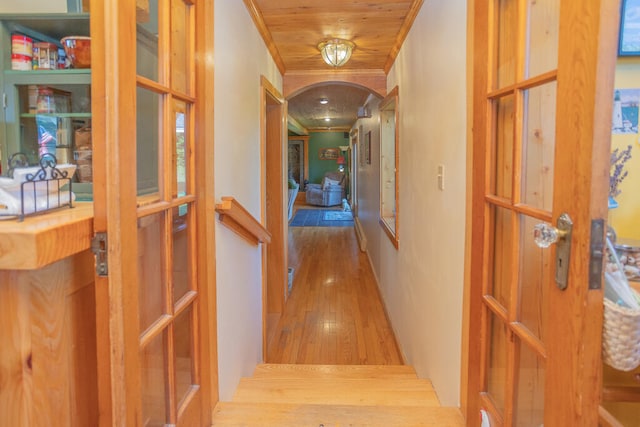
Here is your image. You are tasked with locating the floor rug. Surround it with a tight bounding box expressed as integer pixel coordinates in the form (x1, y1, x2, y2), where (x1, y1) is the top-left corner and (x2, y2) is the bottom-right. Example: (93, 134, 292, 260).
(323, 211, 353, 221)
(290, 209, 354, 227)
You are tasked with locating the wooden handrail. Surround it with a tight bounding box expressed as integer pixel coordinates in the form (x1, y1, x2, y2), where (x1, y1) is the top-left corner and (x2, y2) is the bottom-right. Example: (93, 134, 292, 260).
(215, 196, 271, 246)
(599, 405, 625, 427)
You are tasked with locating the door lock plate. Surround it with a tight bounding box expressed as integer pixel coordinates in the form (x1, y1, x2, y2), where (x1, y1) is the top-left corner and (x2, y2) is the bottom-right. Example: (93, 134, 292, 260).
(588, 219, 604, 290)
(555, 213, 573, 290)
(91, 232, 108, 277)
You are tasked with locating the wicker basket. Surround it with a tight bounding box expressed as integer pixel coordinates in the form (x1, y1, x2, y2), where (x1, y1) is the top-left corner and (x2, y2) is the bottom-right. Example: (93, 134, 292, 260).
(602, 297, 640, 371)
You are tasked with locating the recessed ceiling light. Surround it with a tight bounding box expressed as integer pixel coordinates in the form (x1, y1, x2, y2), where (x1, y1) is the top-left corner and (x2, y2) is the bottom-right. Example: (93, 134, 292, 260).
(324, 117, 331, 122)
(320, 98, 329, 104)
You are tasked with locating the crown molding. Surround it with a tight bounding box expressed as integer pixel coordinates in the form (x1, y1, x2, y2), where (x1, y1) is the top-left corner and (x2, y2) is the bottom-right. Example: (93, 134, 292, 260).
(243, 0, 286, 75)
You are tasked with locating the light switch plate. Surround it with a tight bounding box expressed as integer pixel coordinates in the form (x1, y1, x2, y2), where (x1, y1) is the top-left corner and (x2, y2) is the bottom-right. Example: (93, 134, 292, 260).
(437, 164, 445, 190)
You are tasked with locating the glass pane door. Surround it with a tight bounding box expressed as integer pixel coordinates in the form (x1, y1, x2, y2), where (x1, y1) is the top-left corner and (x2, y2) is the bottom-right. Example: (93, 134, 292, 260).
(471, 0, 619, 425)
(480, 0, 559, 424)
(135, 0, 200, 424)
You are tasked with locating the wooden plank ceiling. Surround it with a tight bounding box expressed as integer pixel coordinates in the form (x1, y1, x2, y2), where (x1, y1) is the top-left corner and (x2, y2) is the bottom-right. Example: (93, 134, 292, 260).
(287, 84, 372, 132)
(244, 0, 423, 131)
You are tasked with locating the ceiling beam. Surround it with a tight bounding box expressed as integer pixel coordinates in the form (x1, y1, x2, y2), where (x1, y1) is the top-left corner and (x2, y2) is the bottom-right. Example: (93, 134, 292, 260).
(287, 115, 308, 136)
(306, 128, 352, 132)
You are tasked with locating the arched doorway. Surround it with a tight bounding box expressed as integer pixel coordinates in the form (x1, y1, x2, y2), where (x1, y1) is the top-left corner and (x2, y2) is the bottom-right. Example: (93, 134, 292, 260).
(265, 80, 384, 362)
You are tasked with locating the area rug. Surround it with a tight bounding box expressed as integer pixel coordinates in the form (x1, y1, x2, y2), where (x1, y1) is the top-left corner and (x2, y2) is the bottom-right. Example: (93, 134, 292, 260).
(323, 211, 353, 221)
(290, 209, 354, 227)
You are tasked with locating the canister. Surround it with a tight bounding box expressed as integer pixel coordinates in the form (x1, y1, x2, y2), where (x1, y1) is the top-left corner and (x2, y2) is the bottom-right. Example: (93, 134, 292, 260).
(11, 34, 32, 57)
(36, 87, 56, 113)
(35, 42, 58, 69)
(28, 85, 39, 114)
(11, 54, 32, 70)
(56, 147, 70, 164)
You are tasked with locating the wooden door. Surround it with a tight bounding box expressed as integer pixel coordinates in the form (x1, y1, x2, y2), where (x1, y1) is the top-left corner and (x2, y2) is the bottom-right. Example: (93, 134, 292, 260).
(263, 78, 286, 357)
(288, 140, 304, 186)
(350, 128, 358, 216)
(467, 1, 620, 426)
(92, 0, 215, 425)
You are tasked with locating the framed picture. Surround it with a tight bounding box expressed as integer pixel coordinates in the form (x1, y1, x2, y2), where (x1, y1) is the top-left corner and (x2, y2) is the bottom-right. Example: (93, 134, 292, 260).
(318, 147, 340, 160)
(364, 131, 371, 164)
(619, 0, 640, 56)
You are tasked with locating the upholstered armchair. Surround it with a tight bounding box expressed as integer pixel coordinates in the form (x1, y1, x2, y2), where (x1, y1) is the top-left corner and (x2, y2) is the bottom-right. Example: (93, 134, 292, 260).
(305, 171, 345, 207)
(287, 180, 299, 220)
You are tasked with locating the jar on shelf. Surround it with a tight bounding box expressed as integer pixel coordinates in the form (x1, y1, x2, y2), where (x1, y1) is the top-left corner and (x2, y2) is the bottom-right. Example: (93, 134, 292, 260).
(36, 87, 56, 113)
(11, 34, 33, 70)
(28, 85, 39, 114)
(11, 54, 32, 70)
(11, 33, 33, 56)
(34, 42, 58, 69)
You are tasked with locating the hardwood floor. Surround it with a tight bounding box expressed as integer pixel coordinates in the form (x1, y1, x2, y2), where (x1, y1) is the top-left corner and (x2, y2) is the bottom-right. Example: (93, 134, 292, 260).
(212, 364, 466, 426)
(267, 207, 403, 365)
(214, 203, 467, 426)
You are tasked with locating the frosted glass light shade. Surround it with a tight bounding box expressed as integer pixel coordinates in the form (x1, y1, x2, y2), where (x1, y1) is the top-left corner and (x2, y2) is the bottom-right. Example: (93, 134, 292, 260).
(318, 39, 355, 67)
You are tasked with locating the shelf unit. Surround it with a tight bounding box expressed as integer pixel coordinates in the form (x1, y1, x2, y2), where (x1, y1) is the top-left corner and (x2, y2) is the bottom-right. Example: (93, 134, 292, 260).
(0, 14, 93, 200)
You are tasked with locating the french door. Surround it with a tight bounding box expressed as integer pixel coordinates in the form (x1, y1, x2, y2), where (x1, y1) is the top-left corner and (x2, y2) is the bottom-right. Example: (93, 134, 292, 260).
(92, 0, 215, 425)
(468, 0, 620, 426)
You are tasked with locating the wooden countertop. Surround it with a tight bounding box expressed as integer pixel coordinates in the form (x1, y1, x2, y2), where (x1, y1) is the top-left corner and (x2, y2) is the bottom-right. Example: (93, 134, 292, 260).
(0, 202, 93, 270)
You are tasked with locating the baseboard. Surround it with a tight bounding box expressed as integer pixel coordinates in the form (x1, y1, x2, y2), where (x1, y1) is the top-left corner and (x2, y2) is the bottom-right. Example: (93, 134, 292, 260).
(363, 239, 406, 366)
(354, 216, 367, 252)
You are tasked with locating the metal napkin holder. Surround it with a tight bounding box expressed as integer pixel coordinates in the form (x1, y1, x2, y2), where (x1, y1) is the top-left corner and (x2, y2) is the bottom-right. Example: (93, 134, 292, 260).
(1, 153, 74, 221)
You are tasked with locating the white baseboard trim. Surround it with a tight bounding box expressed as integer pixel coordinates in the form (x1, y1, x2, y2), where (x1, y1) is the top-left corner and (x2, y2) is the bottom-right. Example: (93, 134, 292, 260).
(354, 216, 367, 252)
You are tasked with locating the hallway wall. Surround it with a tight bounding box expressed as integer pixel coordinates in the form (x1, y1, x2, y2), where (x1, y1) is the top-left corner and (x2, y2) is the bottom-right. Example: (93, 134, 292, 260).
(609, 59, 640, 240)
(214, 0, 283, 401)
(308, 131, 350, 184)
(354, 0, 467, 406)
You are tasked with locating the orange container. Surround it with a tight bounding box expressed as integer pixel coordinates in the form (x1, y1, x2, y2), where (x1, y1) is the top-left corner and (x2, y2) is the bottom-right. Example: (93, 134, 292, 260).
(11, 53, 32, 70)
(60, 36, 91, 68)
(11, 34, 32, 57)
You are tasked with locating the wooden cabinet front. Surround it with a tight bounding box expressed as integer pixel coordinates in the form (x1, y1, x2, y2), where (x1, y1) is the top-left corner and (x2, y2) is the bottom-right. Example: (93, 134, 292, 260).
(0, 249, 98, 426)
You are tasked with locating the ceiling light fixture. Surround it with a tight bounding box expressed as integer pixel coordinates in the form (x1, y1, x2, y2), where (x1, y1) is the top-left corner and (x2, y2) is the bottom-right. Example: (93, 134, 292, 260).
(324, 117, 331, 122)
(319, 98, 329, 104)
(318, 38, 355, 67)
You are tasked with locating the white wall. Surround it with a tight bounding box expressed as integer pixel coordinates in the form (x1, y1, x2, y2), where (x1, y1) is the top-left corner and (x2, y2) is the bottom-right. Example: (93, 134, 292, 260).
(214, 0, 282, 401)
(354, 0, 467, 406)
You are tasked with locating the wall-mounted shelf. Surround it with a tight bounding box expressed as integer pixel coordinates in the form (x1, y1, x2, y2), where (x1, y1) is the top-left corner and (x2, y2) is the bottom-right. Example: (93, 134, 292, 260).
(4, 69, 91, 76)
(3, 69, 91, 85)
